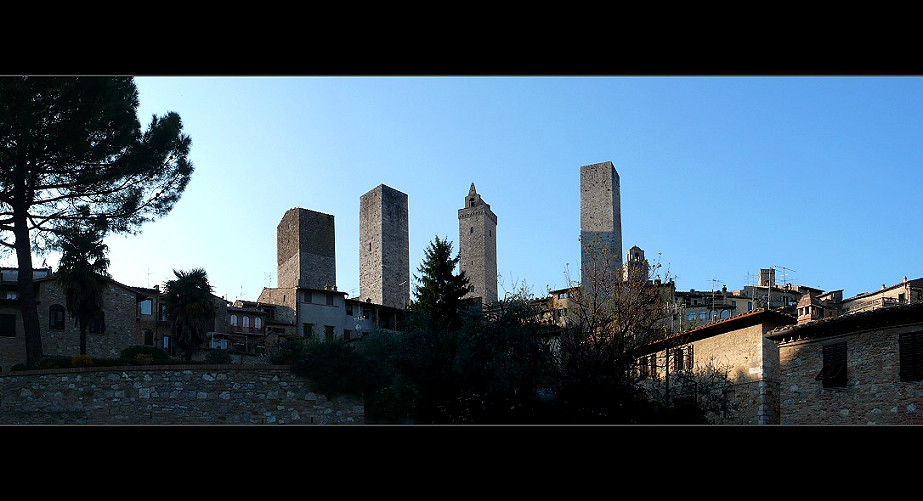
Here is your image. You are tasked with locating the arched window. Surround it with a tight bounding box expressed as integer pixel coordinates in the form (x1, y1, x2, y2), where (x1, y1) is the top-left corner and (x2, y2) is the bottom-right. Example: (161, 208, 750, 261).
(254, 317, 262, 329)
(49, 304, 66, 330)
(230, 314, 238, 327)
(720, 310, 730, 320)
(242, 316, 250, 328)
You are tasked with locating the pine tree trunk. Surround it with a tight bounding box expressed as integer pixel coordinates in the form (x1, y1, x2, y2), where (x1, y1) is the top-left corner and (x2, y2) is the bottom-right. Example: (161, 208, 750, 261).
(14, 210, 42, 369)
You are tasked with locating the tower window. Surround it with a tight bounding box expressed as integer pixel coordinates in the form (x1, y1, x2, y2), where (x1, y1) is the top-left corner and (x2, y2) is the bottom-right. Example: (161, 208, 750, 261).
(470, 227, 474, 234)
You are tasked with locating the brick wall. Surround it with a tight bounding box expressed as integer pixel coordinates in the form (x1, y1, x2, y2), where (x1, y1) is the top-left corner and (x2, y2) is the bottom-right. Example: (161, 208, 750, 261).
(0, 365, 363, 425)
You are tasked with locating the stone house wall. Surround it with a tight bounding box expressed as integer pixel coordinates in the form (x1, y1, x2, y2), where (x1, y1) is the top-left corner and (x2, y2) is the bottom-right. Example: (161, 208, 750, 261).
(776, 323, 923, 425)
(653, 322, 779, 424)
(0, 278, 154, 370)
(0, 365, 363, 425)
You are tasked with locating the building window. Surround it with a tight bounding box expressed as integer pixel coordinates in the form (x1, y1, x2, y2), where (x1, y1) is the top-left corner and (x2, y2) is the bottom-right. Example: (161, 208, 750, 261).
(163, 335, 171, 351)
(303, 323, 314, 338)
(899, 331, 923, 382)
(815, 342, 847, 388)
(344, 329, 352, 341)
(672, 346, 693, 372)
(0, 313, 16, 337)
(731, 300, 737, 307)
(346, 303, 353, 316)
(557, 292, 566, 299)
(159, 304, 168, 321)
(230, 314, 238, 327)
(720, 310, 730, 319)
(326, 293, 334, 306)
(144, 330, 154, 346)
(470, 226, 474, 234)
(89, 311, 105, 334)
(49, 304, 66, 330)
(138, 298, 153, 316)
(5, 290, 17, 299)
(302, 290, 312, 303)
(254, 317, 262, 330)
(748, 301, 753, 311)
(242, 316, 250, 328)
(324, 325, 335, 342)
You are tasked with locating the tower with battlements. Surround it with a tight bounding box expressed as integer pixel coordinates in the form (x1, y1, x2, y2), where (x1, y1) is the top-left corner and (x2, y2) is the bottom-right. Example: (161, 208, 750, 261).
(359, 184, 409, 309)
(458, 183, 498, 305)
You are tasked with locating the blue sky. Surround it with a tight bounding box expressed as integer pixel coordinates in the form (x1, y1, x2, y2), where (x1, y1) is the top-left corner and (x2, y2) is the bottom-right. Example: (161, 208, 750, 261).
(11, 76, 922, 302)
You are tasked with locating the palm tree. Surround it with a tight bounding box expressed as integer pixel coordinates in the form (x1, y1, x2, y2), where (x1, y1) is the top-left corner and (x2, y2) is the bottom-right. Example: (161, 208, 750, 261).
(56, 226, 111, 355)
(162, 268, 216, 361)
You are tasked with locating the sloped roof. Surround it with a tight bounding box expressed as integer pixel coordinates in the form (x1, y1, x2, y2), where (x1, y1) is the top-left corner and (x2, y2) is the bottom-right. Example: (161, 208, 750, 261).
(768, 301, 923, 343)
(639, 308, 796, 355)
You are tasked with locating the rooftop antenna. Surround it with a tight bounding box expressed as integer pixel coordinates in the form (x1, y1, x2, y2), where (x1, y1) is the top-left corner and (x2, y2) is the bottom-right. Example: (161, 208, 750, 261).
(710, 278, 724, 321)
(773, 264, 796, 289)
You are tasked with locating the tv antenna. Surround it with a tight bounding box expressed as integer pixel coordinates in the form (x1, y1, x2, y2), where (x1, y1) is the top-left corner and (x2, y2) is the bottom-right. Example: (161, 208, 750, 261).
(772, 264, 796, 289)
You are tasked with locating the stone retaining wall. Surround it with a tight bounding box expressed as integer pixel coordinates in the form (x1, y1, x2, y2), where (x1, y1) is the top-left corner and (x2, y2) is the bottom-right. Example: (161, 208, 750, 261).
(0, 364, 363, 425)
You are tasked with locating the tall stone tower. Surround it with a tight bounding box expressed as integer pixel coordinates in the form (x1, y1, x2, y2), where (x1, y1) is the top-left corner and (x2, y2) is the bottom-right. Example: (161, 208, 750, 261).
(580, 161, 622, 290)
(277, 208, 337, 289)
(458, 183, 498, 305)
(359, 184, 409, 309)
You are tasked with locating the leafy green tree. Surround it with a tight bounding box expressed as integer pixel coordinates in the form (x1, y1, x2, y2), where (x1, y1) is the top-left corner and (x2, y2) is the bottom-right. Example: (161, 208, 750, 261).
(55, 216, 111, 355)
(0, 77, 193, 368)
(162, 268, 216, 361)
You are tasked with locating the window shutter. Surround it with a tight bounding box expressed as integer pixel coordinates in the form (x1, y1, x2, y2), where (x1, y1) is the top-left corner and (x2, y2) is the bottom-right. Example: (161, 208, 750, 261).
(819, 342, 847, 388)
(900, 331, 923, 382)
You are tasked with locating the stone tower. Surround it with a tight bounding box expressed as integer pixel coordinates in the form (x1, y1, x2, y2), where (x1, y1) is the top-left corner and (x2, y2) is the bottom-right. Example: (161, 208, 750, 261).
(359, 184, 409, 309)
(623, 245, 649, 282)
(458, 183, 498, 305)
(277, 208, 336, 289)
(580, 161, 622, 290)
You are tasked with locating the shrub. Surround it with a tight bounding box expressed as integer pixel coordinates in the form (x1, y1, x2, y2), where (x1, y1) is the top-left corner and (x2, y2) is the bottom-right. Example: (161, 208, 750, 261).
(71, 354, 94, 367)
(38, 356, 65, 369)
(120, 345, 170, 363)
(11, 363, 26, 372)
(134, 353, 154, 365)
(205, 350, 233, 364)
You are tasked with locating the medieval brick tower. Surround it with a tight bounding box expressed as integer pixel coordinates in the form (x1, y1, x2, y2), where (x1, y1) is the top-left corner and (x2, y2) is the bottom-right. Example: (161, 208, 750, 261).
(458, 183, 498, 305)
(580, 161, 622, 290)
(359, 184, 409, 309)
(277, 208, 337, 289)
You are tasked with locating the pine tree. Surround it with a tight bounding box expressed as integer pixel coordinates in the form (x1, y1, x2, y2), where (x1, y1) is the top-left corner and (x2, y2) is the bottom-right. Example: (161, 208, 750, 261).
(411, 235, 470, 330)
(0, 77, 193, 368)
